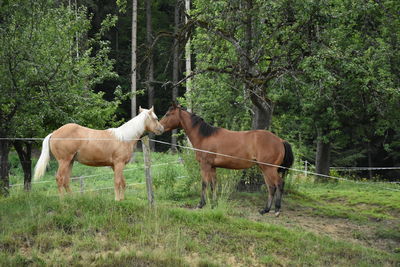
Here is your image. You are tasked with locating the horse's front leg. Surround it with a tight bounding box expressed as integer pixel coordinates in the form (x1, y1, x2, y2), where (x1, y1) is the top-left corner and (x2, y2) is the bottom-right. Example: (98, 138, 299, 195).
(197, 164, 215, 209)
(113, 163, 126, 201)
(198, 181, 207, 209)
(209, 167, 217, 208)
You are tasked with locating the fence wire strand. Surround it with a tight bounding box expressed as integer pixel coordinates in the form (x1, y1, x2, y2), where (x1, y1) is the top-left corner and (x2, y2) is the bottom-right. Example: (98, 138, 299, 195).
(9, 161, 180, 187)
(1, 136, 399, 192)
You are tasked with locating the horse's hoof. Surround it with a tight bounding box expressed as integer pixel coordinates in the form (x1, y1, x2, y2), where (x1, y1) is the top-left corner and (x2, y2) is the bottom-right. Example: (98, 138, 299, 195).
(259, 209, 269, 215)
(275, 211, 280, 217)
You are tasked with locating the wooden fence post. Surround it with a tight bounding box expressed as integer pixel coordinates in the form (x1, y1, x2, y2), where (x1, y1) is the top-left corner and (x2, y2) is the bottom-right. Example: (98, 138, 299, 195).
(305, 160, 308, 178)
(141, 136, 154, 206)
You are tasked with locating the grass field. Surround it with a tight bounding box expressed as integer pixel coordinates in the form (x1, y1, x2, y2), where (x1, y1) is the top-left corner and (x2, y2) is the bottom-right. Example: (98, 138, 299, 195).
(1, 151, 399, 266)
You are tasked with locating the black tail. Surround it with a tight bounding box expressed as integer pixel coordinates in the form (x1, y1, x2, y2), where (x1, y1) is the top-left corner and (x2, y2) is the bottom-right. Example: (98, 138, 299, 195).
(278, 141, 294, 176)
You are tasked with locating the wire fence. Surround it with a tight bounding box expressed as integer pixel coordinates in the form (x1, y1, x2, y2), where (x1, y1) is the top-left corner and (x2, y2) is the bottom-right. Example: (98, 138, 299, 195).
(9, 161, 180, 188)
(331, 166, 400, 171)
(1, 136, 399, 193)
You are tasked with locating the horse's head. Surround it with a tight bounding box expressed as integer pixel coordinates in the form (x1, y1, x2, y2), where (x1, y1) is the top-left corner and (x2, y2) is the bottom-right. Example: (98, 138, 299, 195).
(139, 106, 164, 135)
(159, 102, 182, 132)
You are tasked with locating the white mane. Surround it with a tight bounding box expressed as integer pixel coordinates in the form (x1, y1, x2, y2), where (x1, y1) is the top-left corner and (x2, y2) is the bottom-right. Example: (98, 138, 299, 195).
(108, 111, 148, 142)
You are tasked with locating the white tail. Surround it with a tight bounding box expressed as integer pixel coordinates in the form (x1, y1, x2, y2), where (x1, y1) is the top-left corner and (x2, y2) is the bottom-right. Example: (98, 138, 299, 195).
(33, 134, 52, 181)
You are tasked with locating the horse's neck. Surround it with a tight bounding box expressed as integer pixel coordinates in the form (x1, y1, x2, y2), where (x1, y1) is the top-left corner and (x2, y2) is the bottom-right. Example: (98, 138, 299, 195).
(180, 111, 202, 147)
(110, 113, 146, 141)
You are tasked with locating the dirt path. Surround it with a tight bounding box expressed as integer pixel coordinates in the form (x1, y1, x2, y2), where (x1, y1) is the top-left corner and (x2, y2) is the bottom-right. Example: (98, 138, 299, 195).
(234, 201, 399, 254)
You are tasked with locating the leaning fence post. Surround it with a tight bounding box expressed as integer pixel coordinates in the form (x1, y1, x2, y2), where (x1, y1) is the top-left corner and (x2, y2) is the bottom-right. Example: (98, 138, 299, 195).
(141, 136, 154, 206)
(305, 160, 308, 178)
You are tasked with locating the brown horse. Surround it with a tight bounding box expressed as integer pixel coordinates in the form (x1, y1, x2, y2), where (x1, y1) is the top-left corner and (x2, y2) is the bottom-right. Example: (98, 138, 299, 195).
(160, 104, 294, 216)
(34, 107, 164, 200)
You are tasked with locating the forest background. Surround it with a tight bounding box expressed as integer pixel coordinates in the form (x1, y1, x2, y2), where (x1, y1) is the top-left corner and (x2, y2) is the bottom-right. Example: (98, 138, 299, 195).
(0, 0, 399, 193)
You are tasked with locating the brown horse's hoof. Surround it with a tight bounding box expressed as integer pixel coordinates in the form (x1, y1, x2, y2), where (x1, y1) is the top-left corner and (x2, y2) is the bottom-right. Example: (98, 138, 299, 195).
(259, 209, 270, 215)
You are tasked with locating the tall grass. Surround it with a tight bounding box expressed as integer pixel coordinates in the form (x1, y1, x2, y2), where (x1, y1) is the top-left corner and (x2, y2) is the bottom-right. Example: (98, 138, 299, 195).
(2, 151, 400, 265)
(1, 191, 398, 266)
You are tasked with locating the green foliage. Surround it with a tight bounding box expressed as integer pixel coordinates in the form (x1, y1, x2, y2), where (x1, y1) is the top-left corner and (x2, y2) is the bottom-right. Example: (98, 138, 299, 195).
(0, 0, 119, 139)
(153, 163, 179, 199)
(179, 144, 202, 196)
(186, 0, 400, 175)
(187, 72, 252, 130)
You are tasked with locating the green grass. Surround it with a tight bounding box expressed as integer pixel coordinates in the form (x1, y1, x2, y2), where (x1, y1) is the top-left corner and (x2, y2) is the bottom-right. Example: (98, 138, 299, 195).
(1, 192, 399, 266)
(285, 181, 400, 221)
(2, 152, 400, 266)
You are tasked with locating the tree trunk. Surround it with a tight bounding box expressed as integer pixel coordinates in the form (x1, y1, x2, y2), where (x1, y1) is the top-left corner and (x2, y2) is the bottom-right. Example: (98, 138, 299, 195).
(248, 84, 273, 130)
(131, 0, 138, 118)
(243, 0, 273, 130)
(251, 98, 273, 130)
(0, 139, 10, 196)
(13, 141, 32, 191)
(171, 0, 180, 152)
(146, 0, 155, 151)
(185, 0, 192, 112)
(315, 132, 331, 182)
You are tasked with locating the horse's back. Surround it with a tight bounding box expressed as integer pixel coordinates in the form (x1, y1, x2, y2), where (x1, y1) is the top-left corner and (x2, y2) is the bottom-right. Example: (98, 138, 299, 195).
(215, 128, 282, 147)
(211, 129, 285, 169)
(50, 123, 87, 160)
(53, 123, 103, 137)
(201, 129, 283, 169)
(50, 123, 133, 166)
(52, 123, 82, 137)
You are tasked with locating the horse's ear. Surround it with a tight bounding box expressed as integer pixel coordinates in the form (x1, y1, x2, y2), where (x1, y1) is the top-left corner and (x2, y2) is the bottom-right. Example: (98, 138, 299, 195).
(149, 106, 154, 113)
(139, 106, 143, 113)
(172, 102, 177, 108)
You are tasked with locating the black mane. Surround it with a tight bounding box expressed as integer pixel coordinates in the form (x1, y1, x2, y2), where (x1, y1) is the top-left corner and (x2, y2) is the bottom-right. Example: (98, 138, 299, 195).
(190, 113, 220, 137)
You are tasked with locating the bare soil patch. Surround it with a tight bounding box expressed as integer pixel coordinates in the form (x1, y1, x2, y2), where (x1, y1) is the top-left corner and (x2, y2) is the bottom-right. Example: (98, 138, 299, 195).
(234, 200, 399, 254)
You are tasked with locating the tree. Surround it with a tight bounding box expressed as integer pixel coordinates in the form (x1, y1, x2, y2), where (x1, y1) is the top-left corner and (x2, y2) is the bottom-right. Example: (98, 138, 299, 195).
(131, 0, 138, 118)
(171, 0, 181, 151)
(146, 0, 156, 150)
(188, 0, 306, 130)
(185, 0, 192, 112)
(297, 0, 400, 177)
(0, 0, 118, 194)
(187, 0, 400, 180)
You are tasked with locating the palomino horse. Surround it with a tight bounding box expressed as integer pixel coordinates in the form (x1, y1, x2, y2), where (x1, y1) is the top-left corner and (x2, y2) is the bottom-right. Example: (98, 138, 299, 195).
(34, 107, 164, 200)
(160, 104, 294, 216)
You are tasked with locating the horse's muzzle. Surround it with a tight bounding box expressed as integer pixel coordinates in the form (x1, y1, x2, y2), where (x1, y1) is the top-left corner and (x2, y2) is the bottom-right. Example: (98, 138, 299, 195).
(155, 125, 164, 135)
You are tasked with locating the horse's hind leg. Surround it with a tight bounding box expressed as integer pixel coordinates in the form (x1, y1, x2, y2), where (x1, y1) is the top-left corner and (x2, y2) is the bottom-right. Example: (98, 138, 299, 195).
(259, 184, 276, 215)
(259, 166, 282, 216)
(197, 164, 215, 209)
(63, 160, 74, 193)
(56, 160, 73, 197)
(274, 180, 285, 216)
